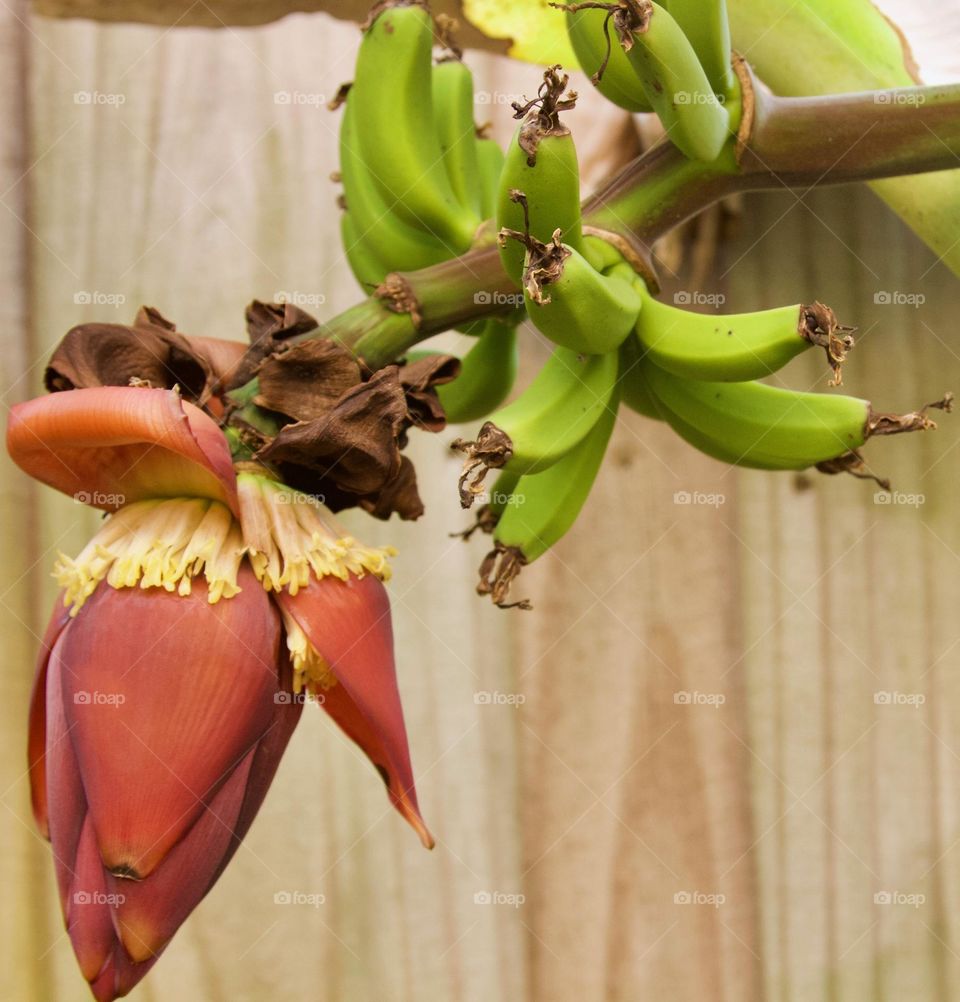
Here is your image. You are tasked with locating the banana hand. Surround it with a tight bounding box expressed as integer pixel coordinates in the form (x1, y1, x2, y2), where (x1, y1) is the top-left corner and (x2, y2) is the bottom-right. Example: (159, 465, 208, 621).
(454, 344, 619, 506)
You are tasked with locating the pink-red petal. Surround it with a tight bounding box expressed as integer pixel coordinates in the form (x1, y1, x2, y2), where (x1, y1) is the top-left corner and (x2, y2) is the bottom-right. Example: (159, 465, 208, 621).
(275, 574, 433, 848)
(56, 569, 282, 878)
(7, 386, 238, 514)
(27, 597, 72, 837)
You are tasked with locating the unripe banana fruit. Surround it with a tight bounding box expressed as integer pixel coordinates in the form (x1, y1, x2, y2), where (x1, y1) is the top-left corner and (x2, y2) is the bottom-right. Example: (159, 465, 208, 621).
(477, 386, 620, 608)
(563, 6, 653, 112)
(352, 3, 479, 250)
(596, 0, 731, 162)
(453, 344, 619, 506)
(642, 358, 951, 473)
(635, 289, 856, 384)
(437, 319, 519, 423)
(432, 56, 484, 220)
(496, 65, 585, 284)
(501, 225, 641, 354)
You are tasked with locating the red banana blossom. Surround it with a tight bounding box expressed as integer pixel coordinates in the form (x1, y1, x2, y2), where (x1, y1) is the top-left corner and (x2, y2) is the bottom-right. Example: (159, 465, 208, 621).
(8, 385, 432, 1001)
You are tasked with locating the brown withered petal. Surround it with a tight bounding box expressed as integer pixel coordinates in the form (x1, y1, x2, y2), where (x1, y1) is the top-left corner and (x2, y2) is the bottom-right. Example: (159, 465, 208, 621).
(133, 305, 176, 331)
(358, 455, 424, 521)
(244, 300, 318, 346)
(257, 366, 408, 496)
(398, 354, 460, 433)
(225, 300, 322, 390)
(255, 339, 361, 422)
(45, 321, 210, 400)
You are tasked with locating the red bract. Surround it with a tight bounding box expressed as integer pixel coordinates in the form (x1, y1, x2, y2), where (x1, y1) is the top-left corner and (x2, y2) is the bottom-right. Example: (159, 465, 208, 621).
(9, 386, 432, 1001)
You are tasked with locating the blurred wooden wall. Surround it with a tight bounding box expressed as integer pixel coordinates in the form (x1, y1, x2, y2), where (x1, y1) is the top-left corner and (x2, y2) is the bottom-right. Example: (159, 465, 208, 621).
(2, 5, 960, 1001)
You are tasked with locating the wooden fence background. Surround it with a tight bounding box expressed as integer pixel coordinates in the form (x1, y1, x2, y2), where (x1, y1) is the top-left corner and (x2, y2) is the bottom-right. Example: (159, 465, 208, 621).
(2, 4, 960, 999)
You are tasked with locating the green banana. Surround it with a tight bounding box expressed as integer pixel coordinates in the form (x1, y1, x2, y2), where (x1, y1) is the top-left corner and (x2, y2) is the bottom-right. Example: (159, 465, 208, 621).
(616, 1, 731, 162)
(454, 344, 619, 505)
(351, 3, 479, 250)
(476, 135, 505, 219)
(505, 228, 641, 354)
(634, 289, 856, 383)
(431, 57, 484, 219)
(663, 0, 735, 99)
(437, 319, 519, 423)
(338, 90, 452, 277)
(477, 387, 620, 608)
(495, 65, 585, 283)
(340, 211, 388, 289)
(642, 360, 948, 471)
(564, 6, 653, 112)
(618, 328, 661, 419)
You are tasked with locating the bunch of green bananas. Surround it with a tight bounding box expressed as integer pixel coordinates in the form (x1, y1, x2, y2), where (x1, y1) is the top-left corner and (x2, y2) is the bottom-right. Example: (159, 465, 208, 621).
(337, 3, 501, 287)
(336, 5, 950, 610)
(559, 0, 739, 162)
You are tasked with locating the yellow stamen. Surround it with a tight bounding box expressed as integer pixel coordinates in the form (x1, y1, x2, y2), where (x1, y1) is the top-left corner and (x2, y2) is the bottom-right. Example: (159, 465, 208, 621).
(54, 498, 245, 616)
(236, 474, 395, 594)
(279, 607, 337, 694)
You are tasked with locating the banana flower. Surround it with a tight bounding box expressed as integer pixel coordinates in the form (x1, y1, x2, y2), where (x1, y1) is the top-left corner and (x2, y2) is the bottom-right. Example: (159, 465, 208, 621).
(7, 385, 431, 1001)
